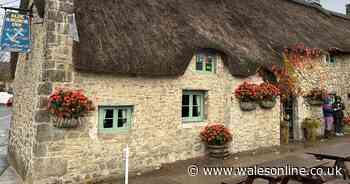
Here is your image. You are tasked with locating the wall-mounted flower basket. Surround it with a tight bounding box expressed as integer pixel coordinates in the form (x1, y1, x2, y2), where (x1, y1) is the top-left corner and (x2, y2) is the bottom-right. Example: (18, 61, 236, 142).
(52, 117, 81, 129)
(48, 88, 94, 129)
(259, 99, 276, 109)
(239, 101, 257, 111)
(257, 82, 279, 109)
(234, 82, 259, 111)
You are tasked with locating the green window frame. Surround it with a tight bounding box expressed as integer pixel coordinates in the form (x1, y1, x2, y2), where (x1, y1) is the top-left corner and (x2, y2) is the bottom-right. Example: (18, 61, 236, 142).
(195, 53, 216, 73)
(326, 54, 336, 64)
(98, 106, 133, 133)
(182, 91, 205, 122)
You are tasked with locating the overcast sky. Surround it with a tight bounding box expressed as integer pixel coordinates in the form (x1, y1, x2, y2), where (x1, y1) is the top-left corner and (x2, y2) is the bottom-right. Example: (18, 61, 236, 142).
(321, 0, 349, 13)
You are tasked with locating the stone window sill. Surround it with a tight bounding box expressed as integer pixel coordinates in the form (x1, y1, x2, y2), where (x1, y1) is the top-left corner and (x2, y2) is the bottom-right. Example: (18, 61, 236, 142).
(182, 122, 206, 129)
(97, 131, 130, 140)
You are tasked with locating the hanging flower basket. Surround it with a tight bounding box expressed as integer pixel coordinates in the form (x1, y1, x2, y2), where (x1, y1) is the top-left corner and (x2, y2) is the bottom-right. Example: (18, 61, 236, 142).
(206, 144, 230, 159)
(48, 88, 94, 129)
(259, 99, 277, 109)
(256, 82, 279, 109)
(52, 117, 81, 129)
(239, 101, 257, 111)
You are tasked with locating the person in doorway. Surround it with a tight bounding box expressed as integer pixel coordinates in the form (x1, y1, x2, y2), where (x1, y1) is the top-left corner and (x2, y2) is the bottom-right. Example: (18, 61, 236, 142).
(322, 95, 334, 138)
(333, 96, 345, 136)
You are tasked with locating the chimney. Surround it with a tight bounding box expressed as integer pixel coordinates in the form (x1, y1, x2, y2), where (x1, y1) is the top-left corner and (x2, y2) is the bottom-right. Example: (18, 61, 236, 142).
(347, 4, 350, 16)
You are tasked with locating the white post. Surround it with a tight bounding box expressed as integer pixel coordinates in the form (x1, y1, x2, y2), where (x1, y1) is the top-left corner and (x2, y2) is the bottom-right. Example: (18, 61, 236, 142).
(124, 145, 129, 184)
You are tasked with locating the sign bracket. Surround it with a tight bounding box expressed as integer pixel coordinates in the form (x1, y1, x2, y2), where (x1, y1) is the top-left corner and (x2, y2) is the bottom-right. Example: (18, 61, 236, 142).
(1, 7, 33, 17)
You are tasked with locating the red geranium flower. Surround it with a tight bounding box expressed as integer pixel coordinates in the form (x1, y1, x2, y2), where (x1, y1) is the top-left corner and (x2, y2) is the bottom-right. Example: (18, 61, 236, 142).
(234, 82, 259, 102)
(200, 123, 233, 146)
(48, 88, 95, 119)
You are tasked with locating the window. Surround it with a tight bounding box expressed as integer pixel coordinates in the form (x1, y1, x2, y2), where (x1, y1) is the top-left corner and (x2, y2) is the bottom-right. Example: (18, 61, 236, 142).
(326, 54, 336, 64)
(195, 53, 216, 73)
(182, 91, 205, 122)
(99, 106, 133, 132)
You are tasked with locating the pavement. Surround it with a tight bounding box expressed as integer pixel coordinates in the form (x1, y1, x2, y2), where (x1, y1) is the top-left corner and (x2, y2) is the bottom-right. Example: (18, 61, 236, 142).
(0, 105, 22, 184)
(109, 137, 350, 184)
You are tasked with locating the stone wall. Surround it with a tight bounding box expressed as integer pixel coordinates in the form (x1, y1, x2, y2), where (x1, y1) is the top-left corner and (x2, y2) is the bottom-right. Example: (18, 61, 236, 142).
(10, 0, 281, 183)
(8, 7, 45, 181)
(45, 55, 280, 183)
(230, 100, 280, 152)
(293, 55, 350, 140)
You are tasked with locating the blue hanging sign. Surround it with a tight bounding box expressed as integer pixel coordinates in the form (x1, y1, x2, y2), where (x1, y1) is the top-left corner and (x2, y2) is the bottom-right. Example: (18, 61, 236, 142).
(0, 12, 31, 53)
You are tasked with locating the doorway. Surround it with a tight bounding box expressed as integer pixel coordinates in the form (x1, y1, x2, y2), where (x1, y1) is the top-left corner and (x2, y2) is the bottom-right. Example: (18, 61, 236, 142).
(282, 96, 296, 140)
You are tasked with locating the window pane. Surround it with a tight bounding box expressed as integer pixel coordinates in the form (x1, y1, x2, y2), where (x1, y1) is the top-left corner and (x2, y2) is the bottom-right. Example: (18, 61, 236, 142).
(117, 118, 127, 128)
(103, 119, 113, 128)
(118, 109, 126, 119)
(330, 56, 336, 63)
(196, 55, 204, 71)
(182, 106, 189, 117)
(105, 109, 114, 118)
(103, 109, 114, 128)
(182, 95, 190, 105)
(193, 94, 202, 117)
(205, 62, 212, 72)
(193, 106, 200, 117)
(193, 95, 198, 105)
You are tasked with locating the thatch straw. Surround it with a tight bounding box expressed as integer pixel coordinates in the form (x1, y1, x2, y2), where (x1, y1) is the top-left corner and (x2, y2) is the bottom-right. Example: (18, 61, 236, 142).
(43, 0, 350, 76)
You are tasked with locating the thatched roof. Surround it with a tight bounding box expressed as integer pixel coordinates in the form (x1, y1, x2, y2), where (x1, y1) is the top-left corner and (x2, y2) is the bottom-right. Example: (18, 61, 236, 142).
(72, 0, 350, 77)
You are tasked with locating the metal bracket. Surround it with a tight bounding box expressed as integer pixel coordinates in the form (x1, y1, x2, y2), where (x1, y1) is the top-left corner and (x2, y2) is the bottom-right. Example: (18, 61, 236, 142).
(1, 6, 33, 16)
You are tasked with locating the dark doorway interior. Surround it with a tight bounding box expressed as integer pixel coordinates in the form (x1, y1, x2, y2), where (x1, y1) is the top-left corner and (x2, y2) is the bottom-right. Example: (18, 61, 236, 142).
(282, 96, 295, 140)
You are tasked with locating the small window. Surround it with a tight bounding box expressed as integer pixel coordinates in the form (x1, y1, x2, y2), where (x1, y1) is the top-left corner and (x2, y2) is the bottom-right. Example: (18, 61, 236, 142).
(196, 54, 204, 71)
(326, 54, 336, 64)
(182, 91, 205, 122)
(195, 53, 216, 73)
(99, 106, 133, 132)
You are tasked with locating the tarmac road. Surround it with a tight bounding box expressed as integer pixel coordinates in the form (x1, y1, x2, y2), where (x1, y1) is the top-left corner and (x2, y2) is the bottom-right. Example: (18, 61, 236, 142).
(0, 105, 11, 175)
